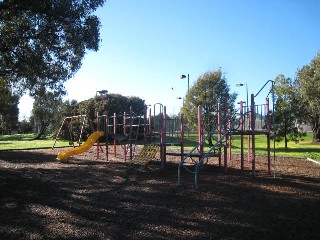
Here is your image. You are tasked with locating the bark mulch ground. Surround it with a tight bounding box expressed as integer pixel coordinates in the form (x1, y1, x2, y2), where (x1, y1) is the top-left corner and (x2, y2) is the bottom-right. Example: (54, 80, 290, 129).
(0, 146, 319, 240)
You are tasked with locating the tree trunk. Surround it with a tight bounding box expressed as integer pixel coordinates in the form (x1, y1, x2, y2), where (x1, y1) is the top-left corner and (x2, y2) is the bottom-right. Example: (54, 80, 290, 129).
(32, 123, 48, 140)
(311, 118, 320, 142)
(285, 135, 288, 149)
(312, 128, 320, 142)
(284, 115, 288, 149)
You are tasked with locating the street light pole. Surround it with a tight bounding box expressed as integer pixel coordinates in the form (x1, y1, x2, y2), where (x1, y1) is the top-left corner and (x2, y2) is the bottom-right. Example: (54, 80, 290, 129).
(180, 74, 190, 94)
(236, 83, 248, 106)
(96, 90, 108, 96)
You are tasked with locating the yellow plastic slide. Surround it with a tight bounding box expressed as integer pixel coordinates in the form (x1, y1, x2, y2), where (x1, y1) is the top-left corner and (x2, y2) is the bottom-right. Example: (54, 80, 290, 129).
(57, 131, 104, 161)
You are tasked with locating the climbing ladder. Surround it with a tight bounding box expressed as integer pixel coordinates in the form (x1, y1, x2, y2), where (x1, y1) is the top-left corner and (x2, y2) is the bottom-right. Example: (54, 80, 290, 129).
(125, 111, 143, 160)
(131, 144, 160, 167)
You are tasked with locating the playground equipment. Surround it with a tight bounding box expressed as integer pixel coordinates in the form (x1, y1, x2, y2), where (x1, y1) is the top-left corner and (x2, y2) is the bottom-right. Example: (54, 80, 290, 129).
(52, 115, 92, 149)
(52, 106, 152, 162)
(131, 144, 160, 167)
(177, 92, 274, 188)
(57, 131, 104, 161)
(97, 106, 150, 161)
(51, 86, 275, 188)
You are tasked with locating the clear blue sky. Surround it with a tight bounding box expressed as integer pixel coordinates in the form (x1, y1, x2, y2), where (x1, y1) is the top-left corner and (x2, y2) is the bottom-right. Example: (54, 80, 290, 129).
(19, 0, 320, 118)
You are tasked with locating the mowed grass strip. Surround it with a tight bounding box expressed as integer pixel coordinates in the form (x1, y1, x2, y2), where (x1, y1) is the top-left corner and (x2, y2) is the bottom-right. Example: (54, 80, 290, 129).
(0, 134, 69, 150)
(1, 133, 320, 161)
(170, 133, 320, 161)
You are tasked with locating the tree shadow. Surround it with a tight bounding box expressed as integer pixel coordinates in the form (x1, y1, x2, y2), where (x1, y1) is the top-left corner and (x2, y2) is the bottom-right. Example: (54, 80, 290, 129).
(0, 151, 319, 239)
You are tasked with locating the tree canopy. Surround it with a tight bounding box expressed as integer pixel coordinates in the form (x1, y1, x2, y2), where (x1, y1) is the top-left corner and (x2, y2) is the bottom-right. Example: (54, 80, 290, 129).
(78, 94, 146, 120)
(29, 93, 146, 138)
(0, 0, 106, 95)
(273, 74, 305, 148)
(295, 51, 320, 142)
(31, 86, 63, 139)
(0, 77, 19, 133)
(182, 69, 237, 145)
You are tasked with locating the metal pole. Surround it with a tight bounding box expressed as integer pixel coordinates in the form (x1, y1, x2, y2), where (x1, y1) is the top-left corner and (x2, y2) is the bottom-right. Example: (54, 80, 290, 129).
(123, 112, 126, 161)
(96, 112, 100, 159)
(217, 103, 221, 167)
(113, 113, 116, 157)
(246, 83, 248, 107)
(223, 100, 228, 173)
(187, 74, 190, 94)
(271, 81, 276, 178)
(266, 97, 271, 174)
(251, 94, 256, 177)
(180, 113, 184, 163)
(148, 108, 152, 143)
(240, 101, 244, 172)
(106, 113, 109, 161)
(254, 80, 276, 178)
(198, 105, 203, 157)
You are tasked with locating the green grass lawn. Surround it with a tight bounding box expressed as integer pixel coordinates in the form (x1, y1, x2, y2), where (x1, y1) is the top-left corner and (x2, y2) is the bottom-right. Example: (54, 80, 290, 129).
(230, 134, 320, 160)
(178, 133, 320, 161)
(0, 134, 70, 150)
(1, 132, 320, 161)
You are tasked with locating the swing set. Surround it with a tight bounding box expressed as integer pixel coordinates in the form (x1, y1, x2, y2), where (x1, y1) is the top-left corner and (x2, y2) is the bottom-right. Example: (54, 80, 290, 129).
(52, 114, 92, 149)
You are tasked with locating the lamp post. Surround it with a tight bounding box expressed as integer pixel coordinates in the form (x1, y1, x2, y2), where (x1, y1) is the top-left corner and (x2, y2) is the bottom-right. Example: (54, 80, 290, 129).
(180, 74, 190, 94)
(96, 90, 108, 96)
(95, 89, 108, 119)
(236, 83, 248, 106)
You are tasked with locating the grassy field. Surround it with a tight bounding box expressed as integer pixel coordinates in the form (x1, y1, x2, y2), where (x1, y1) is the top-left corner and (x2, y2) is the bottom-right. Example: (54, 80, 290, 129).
(179, 133, 320, 161)
(1, 132, 319, 161)
(236, 134, 320, 160)
(0, 134, 70, 150)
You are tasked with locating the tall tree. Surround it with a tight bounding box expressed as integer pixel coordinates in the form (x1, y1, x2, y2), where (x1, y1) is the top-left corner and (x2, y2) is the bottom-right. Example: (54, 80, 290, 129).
(273, 74, 305, 149)
(182, 69, 237, 145)
(89, 94, 145, 118)
(295, 51, 320, 142)
(0, 77, 19, 133)
(31, 85, 63, 139)
(0, 0, 106, 95)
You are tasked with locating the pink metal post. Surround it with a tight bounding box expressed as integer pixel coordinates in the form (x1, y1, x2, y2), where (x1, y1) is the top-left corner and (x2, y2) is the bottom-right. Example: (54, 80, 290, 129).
(247, 105, 251, 163)
(223, 100, 228, 173)
(149, 108, 152, 143)
(217, 103, 221, 167)
(180, 113, 184, 163)
(96, 112, 100, 159)
(161, 106, 167, 169)
(106, 114, 109, 161)
(251, 94, 256, 177)
(198, 106, 203, 157)
(239, 101, 244, 171)
(266, 97, 271, 174)
(129, 107, 134, 160)
(123, 112, 127, 161)
(143, 105, 147, 145)
(228, 111, 232, 162)
(113, 113, 117, 157)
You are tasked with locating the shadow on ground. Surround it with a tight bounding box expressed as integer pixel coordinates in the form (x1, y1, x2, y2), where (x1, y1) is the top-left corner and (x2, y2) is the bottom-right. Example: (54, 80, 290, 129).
(0, 149, 319, 240)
